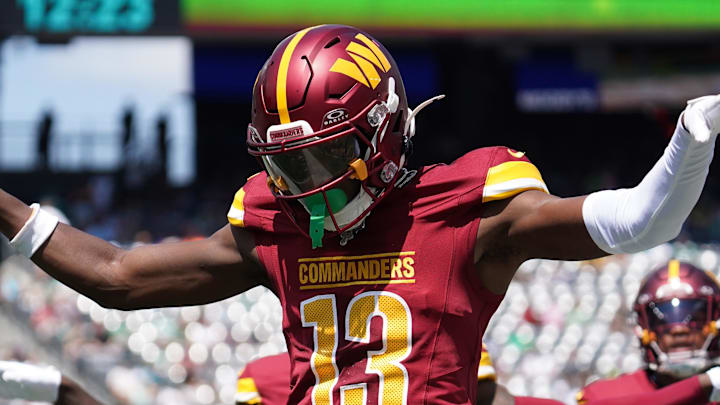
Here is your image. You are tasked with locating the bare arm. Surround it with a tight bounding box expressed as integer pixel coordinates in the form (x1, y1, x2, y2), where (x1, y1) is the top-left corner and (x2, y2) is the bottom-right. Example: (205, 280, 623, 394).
(0, 188, 268, 310)
(475, 190, 606, 294)
(56, 376, 102, 405)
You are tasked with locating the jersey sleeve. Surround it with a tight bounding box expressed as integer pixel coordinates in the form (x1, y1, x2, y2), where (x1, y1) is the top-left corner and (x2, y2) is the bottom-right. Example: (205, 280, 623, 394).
(515, 398, 565, 405)
(482, 147, 548, 203)
(227, 172, 278, 233)
(477, 343, 497, 381)
(576, 375, 706, 405)
(236, 370, 262, 404)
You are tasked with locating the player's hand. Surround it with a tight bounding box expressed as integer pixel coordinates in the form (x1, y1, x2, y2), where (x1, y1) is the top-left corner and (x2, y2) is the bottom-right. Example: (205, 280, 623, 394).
(0, 361, 60, 402)
(683, 94, 720, 143)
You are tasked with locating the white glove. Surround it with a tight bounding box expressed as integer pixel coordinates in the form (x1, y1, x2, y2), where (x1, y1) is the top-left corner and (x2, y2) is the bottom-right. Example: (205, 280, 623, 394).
(0, 361, 61, 403)
(683, 94, 720, 143)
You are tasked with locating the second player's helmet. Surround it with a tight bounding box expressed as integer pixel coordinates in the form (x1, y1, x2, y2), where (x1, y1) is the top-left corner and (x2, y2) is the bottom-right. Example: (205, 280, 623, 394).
(247, 25, 439, 248)
(633, 260, 720, 377)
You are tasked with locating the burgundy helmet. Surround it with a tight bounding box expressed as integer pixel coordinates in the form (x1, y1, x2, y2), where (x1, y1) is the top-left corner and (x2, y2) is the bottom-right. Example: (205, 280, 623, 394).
(247, 25, 437, 248)
(633, 260, 720, 377)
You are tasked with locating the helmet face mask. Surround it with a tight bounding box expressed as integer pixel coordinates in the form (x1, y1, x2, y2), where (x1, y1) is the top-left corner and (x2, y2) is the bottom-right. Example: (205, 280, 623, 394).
(246, 25, 410, 247)
(633, 260, 720, 378)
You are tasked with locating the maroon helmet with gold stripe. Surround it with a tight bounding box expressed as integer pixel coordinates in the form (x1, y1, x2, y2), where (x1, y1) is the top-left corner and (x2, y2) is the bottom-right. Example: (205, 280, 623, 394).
(633, 260, 720, 377)
(246, 25, 419, 247)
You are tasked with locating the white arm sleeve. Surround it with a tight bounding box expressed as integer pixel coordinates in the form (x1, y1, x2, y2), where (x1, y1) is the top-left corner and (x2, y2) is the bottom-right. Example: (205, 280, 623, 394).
(582, 118, 715, 254)
(0, 361, 61, 403)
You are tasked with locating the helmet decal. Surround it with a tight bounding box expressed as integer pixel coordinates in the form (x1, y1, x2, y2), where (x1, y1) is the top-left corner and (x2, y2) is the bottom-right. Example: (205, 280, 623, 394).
(329, 34, 391, 89)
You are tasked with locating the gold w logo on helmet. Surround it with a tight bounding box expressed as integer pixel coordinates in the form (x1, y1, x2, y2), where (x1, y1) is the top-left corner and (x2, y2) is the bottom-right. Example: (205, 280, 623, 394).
(329, 34, 391, 89)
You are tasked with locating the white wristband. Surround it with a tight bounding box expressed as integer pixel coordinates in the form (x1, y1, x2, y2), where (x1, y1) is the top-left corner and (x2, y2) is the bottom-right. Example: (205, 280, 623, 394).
(0, 361, 61, 403)
(706, 366, 720, 401)
(8, 203, 60, 258)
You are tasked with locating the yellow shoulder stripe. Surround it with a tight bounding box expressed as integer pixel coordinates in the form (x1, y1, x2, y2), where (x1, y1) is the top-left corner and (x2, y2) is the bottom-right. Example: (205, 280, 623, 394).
(236, 377, 261, 404)
(477, 345, 496, 381)
(486, 161, 544, 186)
(483, 161, 548, 203)
(576, 390, 587, 405)
(477, 365, 497, 381)
(227, 188, 246, 227)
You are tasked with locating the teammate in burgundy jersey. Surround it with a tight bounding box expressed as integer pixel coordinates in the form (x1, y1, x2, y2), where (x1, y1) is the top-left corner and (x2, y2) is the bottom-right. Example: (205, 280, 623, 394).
(2, 24, 720, 404)
(236, 353, 291, 405)
(575, 261, 720, 405)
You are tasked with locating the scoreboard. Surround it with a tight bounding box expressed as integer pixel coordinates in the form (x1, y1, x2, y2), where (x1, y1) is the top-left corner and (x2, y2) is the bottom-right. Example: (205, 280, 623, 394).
(0, 0, 180, 36)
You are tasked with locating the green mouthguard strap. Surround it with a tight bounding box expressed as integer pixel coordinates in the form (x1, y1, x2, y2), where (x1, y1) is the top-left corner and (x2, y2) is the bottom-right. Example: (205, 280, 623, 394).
(304, 189, 348, 249)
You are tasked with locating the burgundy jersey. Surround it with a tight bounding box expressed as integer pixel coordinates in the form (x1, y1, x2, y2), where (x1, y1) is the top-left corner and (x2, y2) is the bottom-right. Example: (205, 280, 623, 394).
(228, 146, 548, 405)
(576, 369, 717, 405)
(236, 353, 291, 405)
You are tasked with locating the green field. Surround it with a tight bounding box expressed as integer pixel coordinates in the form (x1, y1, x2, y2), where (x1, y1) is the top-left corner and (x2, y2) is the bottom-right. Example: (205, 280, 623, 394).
(183, 0, 720, 30)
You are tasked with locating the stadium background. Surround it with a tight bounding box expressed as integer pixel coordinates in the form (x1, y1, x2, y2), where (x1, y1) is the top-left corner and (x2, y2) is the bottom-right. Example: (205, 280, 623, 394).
(1, 1, 720, 403)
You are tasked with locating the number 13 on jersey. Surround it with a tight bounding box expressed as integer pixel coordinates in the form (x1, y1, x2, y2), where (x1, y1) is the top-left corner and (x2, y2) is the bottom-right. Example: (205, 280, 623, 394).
(301, 291, 413, 405)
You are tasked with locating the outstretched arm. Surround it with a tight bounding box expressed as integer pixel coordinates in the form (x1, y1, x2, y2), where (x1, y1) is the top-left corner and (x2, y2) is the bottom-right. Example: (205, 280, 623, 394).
(0, 189, 268, 310)
(477, 95, 719, 293)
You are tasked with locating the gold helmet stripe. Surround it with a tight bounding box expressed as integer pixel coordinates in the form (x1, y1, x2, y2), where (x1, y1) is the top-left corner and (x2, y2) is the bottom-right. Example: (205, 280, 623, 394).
(276, 27, 314, 124)
(668, 259, 680, 280)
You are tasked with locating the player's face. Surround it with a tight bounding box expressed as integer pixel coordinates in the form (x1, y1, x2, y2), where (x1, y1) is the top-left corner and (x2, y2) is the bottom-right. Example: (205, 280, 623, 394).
(657, 323, 706, 353)
(651, 298, 709, 353)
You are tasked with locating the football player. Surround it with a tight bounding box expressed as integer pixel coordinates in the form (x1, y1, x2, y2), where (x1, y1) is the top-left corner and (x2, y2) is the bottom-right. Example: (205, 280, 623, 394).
(2, 24, 720, 404)
(576, 260, 720, 404)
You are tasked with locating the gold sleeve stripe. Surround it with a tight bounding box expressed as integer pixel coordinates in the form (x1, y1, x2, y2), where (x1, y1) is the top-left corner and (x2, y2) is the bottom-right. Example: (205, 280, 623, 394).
(477, 365, 497, 381)
(479, 350, 493, 367)
(227, 188, 246, 227)
(477, 345, 496, 380)
(483, 160, 547, 202)
(486, 161, 544, 187)
(236, 377, 261, 404)
(576, 390, 587, 405)
(277, 27, 313, 124)
(482, 178, 549, 202)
